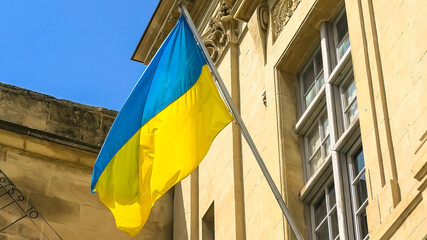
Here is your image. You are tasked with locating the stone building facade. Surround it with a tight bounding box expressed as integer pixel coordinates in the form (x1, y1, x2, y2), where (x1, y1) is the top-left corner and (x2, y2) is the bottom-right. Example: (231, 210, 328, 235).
(0, 0, 425, 239)
(133, 0, 427, 239)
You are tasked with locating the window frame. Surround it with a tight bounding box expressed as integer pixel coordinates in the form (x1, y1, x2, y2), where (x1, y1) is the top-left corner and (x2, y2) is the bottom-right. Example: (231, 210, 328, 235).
(332, 9, 350, 63)
(295, 5, 370, 240)
(303, 108, 331, 178)
(309, 175, 340, 240)
(339, 71, 358, 130)
(346, 139, 369, 240)
(298, 44, 326, 112)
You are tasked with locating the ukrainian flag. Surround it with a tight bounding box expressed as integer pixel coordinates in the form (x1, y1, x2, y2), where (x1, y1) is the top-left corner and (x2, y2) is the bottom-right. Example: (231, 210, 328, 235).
(90, 16, 233, 236)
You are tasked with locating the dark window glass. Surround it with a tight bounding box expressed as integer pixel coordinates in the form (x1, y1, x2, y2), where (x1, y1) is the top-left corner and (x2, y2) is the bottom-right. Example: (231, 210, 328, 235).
(328, 184, 336, 207)
(316, 222, 329, 240)
(331, 210, 339, 239)
(335, 12, 350, 60)
(360, 210, 369, 239)
(353, 150, 365, 174)
(303, 64, 315, 92)
(315, 50, 323, 76)
(315, 196, 327, 226)
(336, 12, 348, 43)
(356, 174, 368, 208)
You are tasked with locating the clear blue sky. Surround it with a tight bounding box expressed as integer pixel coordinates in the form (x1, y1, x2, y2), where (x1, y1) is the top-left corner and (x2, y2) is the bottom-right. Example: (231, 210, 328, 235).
(0, 0, 159, 110)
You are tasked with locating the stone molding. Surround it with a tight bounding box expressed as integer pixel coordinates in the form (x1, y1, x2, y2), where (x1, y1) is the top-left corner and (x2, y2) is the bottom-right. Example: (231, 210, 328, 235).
(201, 1, 239, 64)
(271, 0, 301, 41)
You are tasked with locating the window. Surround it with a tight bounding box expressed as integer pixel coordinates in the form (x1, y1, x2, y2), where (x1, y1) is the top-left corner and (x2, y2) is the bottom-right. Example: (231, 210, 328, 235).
(311, 182, 339, 240)
(299, 46, 325, 110)
(305, 111, 330, 176)
(340, 72, 358, 129)
(348, 148, 369, 240)
(333, 11, 350, 61)
(296, 6, 369, 240)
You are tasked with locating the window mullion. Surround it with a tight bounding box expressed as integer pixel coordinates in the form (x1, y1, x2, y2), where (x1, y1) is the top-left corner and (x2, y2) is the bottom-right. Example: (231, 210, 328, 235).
(321, 20, 350, 240)
(320, 22, 332, 79)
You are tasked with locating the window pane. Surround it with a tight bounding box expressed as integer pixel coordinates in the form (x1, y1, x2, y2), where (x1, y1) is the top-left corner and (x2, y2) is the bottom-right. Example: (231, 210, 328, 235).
(337, 36, 350, 60)
(318, 72, 325, 89)
(356, 174, 368, 208)
(307, 128, 320, 157)
(346, 101, 358, 125)
(314, 195, 327, 226)
(305, 85, 317, 107)
(321, 113, 330, 157)
(310, 150, 322, 175)
(336, 12, 348, 45)
(359, 210, 369, 239)
(323, 136, 331, 157)
(344, 81, 356, 106)
(316, 222, 329, 240)
(328, 184, 336, 207)
(335, 12, 350, 60)
(353, 149, 365, 175)
(322, 117, 329, 138)
(330, 210, 339, 239)
(314, 50, 323, 77)
(303, 63, 315, 93)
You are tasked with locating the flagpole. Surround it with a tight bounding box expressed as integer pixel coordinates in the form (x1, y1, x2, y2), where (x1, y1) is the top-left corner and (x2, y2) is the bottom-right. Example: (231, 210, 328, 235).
(178, 4, 304, 240)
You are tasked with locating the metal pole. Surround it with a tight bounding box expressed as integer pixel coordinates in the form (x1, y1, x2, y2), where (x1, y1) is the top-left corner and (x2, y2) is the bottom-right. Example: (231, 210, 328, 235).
(178, 4, 304, 240)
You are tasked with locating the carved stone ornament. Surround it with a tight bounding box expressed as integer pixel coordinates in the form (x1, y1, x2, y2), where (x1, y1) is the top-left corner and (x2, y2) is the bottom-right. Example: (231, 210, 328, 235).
(248, 2, 269, 64)
(258, 3, 269, 32)
(201, 0, 239, 64)
(271, 0, 301, 41)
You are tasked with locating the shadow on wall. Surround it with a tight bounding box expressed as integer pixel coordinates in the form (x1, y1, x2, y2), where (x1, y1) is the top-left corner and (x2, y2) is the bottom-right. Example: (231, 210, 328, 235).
(173, 182, 189, 240)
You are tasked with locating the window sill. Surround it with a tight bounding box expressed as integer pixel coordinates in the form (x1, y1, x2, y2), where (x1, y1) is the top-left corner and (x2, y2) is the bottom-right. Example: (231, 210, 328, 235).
(334, 117, 360, 153)
(328, 48, 352, 85)
(295, 86, 326, 135)
(299, 155, 333, 202)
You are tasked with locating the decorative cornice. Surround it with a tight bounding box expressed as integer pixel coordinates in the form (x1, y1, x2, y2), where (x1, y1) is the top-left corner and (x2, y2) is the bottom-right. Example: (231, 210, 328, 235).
(201, 0, 239, 64)
(271, 0, 301, 41)
(132, 0, 211, 64)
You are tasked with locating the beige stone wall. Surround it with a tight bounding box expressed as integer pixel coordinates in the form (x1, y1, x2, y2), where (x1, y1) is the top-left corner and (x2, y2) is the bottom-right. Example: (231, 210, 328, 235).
(0, 84, 174, 240)
(346, 0, 427, 238)
(238, 19, 287, 240)
(171, 0, 426, 239)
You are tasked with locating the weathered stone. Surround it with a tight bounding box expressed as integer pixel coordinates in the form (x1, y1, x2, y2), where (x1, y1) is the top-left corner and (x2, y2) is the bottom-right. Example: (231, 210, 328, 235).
(27, 193, 80, 225)
(0, 164, 49, 194)
(47, 176, 100, 208)
(0, 82, 117, 152)
(101, 115, 115, 137)
(45, 120, 81, 140)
